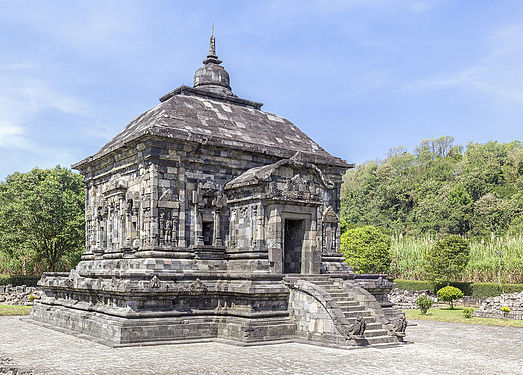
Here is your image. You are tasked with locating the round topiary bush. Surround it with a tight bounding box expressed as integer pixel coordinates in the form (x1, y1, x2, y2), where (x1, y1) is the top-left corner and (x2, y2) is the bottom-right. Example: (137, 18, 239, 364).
(425, 235, 470, 284)
(437, 286, 464, 309)
(340, 225, 391, 274)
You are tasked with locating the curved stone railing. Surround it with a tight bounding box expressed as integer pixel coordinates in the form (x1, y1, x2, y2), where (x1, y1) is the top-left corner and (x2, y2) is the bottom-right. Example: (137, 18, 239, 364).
(283, 278, 363, 342)
(334, 278, 402, 336)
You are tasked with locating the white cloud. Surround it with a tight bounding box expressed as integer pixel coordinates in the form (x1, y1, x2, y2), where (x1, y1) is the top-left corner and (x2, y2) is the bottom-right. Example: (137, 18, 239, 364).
(402, 25, 523, 104)
(0, 62, 91, 154)
(0, 121, 31, 149)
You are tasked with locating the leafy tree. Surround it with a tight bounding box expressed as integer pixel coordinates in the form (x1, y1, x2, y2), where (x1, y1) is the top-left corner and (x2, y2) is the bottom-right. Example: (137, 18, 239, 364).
(425, 235, 470, 284)
(0, 167, 85, 273)
(437, 286, 464, 309)
(508, 216, 523, 236)
(340, 225, 391, 273)
(341, 139, 523, 237)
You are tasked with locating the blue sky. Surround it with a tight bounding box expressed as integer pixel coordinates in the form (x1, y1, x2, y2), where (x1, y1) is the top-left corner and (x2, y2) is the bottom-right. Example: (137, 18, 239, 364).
(1, 0, 522, 178)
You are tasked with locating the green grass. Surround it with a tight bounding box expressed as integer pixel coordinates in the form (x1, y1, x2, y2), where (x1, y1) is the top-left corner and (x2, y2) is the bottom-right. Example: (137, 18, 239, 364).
(0, 304, 32, 316)
(405, 307, 523, 328)
(390, 234, 523, 283)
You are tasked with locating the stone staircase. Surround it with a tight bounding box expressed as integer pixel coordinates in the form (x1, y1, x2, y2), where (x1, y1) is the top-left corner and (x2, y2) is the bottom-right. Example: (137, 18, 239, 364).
(285, 275, 398, 346)
(310, 278, 396, 345)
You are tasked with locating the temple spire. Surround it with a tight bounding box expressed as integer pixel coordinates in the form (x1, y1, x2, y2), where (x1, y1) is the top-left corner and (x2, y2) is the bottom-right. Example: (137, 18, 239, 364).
(208, 24, 216, 57)
(194, 29, 233, 96)
(204, 25, 222, 65)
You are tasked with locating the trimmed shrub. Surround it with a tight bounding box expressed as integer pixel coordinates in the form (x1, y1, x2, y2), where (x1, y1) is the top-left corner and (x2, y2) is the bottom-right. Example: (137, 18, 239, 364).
(416, 295, 434, 315)
(463, 307, 474, 318)
(393, 279, 523, 298)
(340, 226, 391, 274)
(394, 279, 435, 292)
(425, 235, 470, 284)
(501, 283, 523, 295)
(437, 286, 464, 309)
(0, 274, 40, 287)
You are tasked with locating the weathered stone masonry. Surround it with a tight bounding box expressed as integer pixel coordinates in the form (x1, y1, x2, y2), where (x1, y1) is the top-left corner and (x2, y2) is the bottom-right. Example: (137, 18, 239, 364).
(30, 34, 406, 348)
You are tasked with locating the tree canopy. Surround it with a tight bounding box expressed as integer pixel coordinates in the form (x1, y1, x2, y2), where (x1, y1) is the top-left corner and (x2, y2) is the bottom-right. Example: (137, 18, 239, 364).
(341, 137, 523, 237)
(0, 166, 85, 273)
(425, 235, 470, 285)
(340, 225, 391, 274)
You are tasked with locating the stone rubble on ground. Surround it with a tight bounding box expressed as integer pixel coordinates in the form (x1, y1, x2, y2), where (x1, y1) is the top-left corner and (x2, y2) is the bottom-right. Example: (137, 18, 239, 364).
(388, 288, 439, 310)
(0, 285, 44, 306)
(473, 291, 523, 320)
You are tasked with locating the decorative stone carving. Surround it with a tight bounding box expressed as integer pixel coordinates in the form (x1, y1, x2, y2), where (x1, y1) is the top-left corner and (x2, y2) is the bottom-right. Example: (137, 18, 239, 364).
(158, 189, 179, 209)
(322, 206, 337, 223)
(392, 315, 407, 335)
(349, 315, 367, 337)
(150, 276, 160, 289)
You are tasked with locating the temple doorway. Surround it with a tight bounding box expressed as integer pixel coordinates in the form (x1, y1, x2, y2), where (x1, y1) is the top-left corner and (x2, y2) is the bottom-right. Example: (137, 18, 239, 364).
(283, 219, 305, 274)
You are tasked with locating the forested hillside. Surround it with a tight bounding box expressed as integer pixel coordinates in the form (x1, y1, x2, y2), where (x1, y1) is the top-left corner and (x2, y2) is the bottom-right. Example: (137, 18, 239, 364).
(341, 137, 523, 283)
(341, 137, 523, 237)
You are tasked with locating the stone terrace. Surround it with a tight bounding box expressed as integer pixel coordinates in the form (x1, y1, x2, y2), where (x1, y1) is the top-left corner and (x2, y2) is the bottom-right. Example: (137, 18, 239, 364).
(1, 317, 522, 374)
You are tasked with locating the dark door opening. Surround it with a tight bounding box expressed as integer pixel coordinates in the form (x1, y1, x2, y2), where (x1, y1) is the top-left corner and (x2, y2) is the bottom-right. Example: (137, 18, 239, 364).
(283, 219, 305, 274)
(202, 221, 214, 246)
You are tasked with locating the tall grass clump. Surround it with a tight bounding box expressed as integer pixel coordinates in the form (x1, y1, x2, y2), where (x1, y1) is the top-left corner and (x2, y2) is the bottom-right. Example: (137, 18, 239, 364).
(390, 234, 523, 283)
(390, 234, 434, 280)
(464, 234, 523, 284)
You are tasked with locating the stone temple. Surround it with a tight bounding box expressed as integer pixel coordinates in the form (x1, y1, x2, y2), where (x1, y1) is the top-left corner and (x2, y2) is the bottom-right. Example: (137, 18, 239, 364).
(31, 34, 406, 347)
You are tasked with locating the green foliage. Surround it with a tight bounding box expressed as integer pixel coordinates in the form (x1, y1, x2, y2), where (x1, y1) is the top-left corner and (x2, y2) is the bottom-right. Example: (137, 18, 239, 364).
(0, 166, 85, 273)
(405, 307, 523, 327)
(0, 274, 40, 287)
(508, 216, 523, 236)
(425, 235, 470, 284)
(391, 234, 523, 283)
(340, 225, 391, 273)
(416, 294, 434, 315)
(463, 307, 474, 318)
(437, 286, 464, 309)
(500, 306, 510, 313)
(341, 139, 523, 237)
(501, 283, 523, 294)
(340, 217, 348, 236)
(394, 279, 523, 298)
(394, 279, 435, 292)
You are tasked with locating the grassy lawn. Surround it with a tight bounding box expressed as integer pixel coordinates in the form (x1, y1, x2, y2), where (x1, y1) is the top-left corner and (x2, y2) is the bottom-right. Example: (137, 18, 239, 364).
(0, 304, 32, 316)
(405, 307, 523, 328)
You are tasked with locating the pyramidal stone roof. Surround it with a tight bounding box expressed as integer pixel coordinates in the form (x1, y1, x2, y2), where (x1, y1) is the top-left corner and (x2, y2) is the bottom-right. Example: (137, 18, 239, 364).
(73, 35, 349, 170)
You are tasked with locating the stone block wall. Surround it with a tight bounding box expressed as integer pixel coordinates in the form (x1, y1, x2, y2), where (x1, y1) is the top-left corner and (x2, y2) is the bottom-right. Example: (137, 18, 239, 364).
(0, 285, 43, 306)
(388, 288, 437, 310)
(288, 287, 339, 343)
(473, 292, 523, 320)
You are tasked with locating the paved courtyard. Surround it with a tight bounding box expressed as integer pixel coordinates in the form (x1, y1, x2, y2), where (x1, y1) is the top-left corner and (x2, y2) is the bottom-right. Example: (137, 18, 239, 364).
(0, 316, 522, 375)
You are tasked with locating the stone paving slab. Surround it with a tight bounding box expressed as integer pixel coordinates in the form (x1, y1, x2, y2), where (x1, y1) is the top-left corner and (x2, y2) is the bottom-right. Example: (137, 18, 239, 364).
(0, 316, 522, 374)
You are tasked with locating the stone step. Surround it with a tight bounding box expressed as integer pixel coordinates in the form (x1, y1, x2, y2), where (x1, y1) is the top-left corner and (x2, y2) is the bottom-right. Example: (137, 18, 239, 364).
(322, 287, 348, 295)
(363, 329, 389, 338)
(329, 292, 351, 298)
(345, 316, 377, 324)
(362, 322, 383, 330)
(338, 305, 367, 312)
(334, 300, 360, 307)
(309, 279, 336, 284)
(343, 310, 373, 318)
(366, 335, 397, 345)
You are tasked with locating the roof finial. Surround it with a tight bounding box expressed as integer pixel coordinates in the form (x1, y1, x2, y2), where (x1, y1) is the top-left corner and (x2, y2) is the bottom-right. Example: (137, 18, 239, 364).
(208, 24, 217, 58)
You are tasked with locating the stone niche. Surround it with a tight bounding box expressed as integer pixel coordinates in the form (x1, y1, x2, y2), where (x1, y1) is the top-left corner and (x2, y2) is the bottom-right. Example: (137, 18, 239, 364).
(30, 35, 405, 348)
(225, 156, 349, 275)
